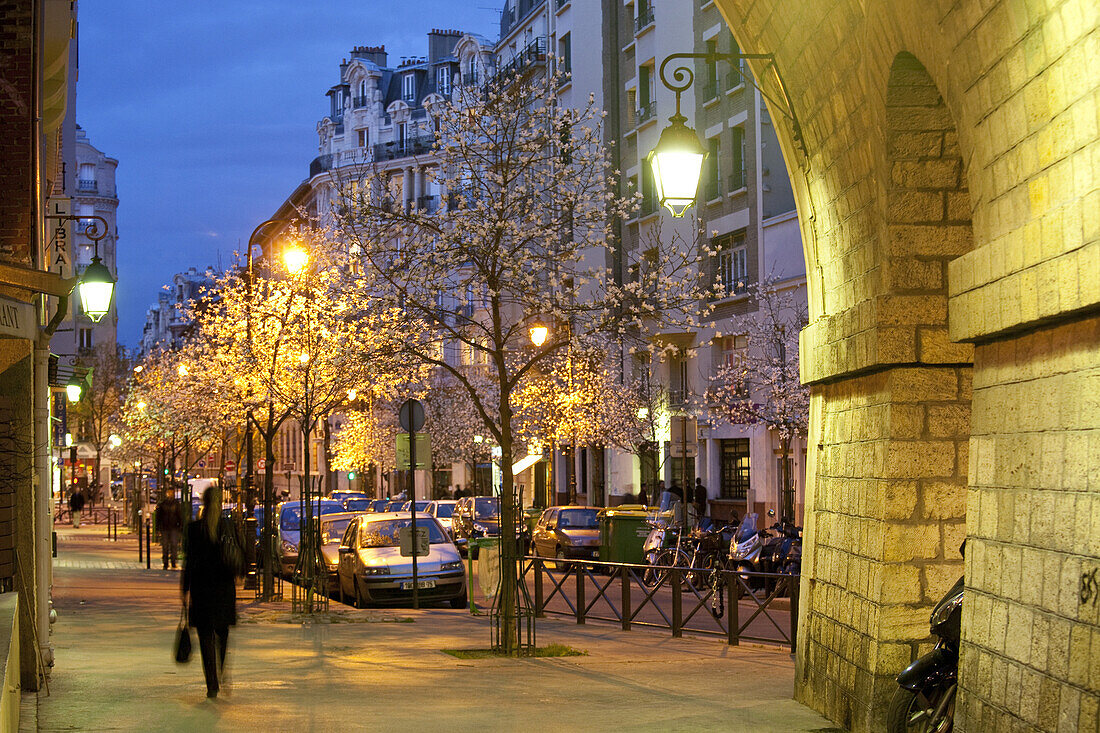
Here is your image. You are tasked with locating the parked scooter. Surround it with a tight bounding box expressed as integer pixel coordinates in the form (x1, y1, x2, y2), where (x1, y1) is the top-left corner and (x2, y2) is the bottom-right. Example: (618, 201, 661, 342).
(887, 545, 964, 732)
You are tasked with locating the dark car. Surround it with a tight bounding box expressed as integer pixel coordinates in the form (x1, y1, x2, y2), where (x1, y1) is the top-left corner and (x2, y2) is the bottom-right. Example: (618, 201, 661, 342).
(367, 499, 389, 512)
(531, 506, 601, 561)
(342, 497, 374, 513)
(449, 496, 500, 557)
(335, 513, 466, 608)
(384, 499, 405, 512)
(330, 491, 368, 505)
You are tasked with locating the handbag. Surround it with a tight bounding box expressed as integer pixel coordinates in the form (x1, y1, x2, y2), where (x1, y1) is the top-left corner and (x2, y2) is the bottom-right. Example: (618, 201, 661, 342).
(220, 520, 244, 577)
(174, 603, 191, 664)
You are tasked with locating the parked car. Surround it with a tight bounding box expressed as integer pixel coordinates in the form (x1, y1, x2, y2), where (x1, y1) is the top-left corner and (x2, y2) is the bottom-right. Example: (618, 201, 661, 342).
(276, 499, 346, 577)
(384, 499, 405, 512)
(450, 496, 501, 556)
(530, 506, 601, 561)
(330, 491, 368, 505)
(426, 500, 457, 535)
(318, 512, 367, 594)
(400, 500, 430, 512)
(342, 497, 374, 513)
(335, 512, 466, 608)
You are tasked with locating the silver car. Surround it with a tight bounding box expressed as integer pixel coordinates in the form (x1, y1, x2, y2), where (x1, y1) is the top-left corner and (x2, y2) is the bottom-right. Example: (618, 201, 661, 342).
(425, 500, 457, 535)
(336, 512, 466, 608)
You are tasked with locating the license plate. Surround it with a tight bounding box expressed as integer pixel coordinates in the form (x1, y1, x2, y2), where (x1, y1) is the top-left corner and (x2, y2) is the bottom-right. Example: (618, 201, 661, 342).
(401, 579, 436, 590)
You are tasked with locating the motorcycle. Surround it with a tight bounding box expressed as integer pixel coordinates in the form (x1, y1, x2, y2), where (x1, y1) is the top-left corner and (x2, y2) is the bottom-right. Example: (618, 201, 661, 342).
(887, 553, 963, 732)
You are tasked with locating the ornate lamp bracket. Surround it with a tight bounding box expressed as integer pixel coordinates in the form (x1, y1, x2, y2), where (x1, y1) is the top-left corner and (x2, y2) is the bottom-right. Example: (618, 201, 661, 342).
(658, 51, 807, 157)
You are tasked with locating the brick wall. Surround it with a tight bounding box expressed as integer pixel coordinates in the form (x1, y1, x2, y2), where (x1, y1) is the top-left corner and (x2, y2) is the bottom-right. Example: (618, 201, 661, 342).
(0, 0, 35, 267)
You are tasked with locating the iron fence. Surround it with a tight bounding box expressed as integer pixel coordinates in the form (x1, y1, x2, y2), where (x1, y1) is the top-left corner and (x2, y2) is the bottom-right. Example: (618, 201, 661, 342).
(521, 556, 799, 651)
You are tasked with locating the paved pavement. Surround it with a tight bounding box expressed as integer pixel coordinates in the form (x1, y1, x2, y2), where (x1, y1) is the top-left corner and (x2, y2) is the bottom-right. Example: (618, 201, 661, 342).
(25, 524, 842, 732)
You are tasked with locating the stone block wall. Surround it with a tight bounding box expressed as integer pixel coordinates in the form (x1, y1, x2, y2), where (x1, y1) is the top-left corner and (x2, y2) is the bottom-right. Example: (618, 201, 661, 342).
(959, 315, 1100, 731)
(801, 365, 969, 730)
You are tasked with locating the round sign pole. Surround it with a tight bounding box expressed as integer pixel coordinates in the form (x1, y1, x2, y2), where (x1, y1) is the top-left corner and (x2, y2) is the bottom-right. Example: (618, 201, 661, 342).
(399, 399, 426, 609)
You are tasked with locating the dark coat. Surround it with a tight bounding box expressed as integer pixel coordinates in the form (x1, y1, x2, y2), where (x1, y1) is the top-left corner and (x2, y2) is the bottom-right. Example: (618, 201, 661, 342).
(68, 491, 85, 512)
(181, 518, 238, 629)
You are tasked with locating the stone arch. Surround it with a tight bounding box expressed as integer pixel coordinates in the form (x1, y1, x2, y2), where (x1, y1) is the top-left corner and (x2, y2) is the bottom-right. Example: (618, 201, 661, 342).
(713, 1, 1099, 731)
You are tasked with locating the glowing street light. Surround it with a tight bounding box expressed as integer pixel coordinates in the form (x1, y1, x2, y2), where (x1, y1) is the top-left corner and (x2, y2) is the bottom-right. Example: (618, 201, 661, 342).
(529, 323, 549, 347)
(283, 244, 309, 275)
(646, 113, 708, 217)
(65, 377, 83, 403)
(77, 255, 116, 322)
(108, 434, 122, 448)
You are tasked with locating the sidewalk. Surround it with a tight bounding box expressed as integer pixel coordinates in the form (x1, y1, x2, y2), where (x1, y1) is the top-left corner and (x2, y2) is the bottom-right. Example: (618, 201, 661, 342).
(27, 524, 842, 732)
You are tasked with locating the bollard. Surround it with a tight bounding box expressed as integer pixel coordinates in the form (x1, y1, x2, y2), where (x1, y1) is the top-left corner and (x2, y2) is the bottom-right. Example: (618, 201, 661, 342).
(138, 515, 143, 563)
(145, 518, 151, 569)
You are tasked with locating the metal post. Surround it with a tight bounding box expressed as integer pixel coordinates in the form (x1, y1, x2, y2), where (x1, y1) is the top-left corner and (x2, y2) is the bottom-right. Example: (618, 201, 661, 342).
(727, 571, 739, 646)
(138, 512, 143, 563)
(621, 565, 631, 631)
(789, 574, 799, 653)
(575, 562, 585, 625)
(145, 518, 151, 569)
(533, 557, 544, 617)
(671, 568, 682, 638)
(410, 423, 419, 610)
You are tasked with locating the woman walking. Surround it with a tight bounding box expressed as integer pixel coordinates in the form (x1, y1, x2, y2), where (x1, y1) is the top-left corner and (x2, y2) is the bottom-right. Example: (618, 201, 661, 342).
(181, 485, 241, 698)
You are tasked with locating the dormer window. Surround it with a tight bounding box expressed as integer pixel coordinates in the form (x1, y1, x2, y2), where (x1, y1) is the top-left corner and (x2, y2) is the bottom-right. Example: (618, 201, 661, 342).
(436, 66, 450, 96)
(403, 74, 416, 103)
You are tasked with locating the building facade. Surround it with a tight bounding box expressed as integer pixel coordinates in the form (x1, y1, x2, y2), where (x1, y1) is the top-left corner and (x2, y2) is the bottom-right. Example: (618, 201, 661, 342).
(137, 267, 216, 356)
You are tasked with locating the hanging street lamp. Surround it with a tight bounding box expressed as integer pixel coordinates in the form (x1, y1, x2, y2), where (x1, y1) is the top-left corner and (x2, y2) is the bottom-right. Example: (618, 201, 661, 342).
(647, 50, 806, 218)
(77, 254, 116, 322)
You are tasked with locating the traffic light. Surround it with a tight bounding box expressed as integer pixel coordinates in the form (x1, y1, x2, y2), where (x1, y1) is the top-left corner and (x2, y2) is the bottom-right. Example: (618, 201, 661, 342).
(348, 472, 356, 480)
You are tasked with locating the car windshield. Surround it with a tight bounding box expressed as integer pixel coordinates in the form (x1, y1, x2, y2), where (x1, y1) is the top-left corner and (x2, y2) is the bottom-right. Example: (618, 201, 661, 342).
(320, 517, 353, 544)
(558, 508, 598, 529)
(432, 503, 455, 518)
(344, 499, 372, 511)
(369, 500, 388, 511)
(280, 501, 344, 531)
(473, 497, 499, 519)
(358, 518, 447, 548)
(402, 501, 430, 511)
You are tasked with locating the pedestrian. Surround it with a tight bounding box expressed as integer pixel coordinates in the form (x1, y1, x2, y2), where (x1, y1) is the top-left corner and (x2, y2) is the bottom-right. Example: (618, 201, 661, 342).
(693, 478, 709, 529)
(637, 482, 649, 507)
(668, 480, 684, 503)
(181, 485, 242, 699)
(155, 493, 183, 570)
(68, 487, 85, 528)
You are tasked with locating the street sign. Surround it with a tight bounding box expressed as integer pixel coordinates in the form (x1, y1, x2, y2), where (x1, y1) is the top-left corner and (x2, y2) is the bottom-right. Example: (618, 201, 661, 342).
(396, 433, 431, 470)
(669, 443, 698, 458)
(398, 398, 425, 432)
(257, 459, 266, 470)
(282, 462, 295, 472)
(223, 460, 236, 472)
(197, 460, 206, 468)
(46, 197, 73, 278)
(398, 526, 430, 557)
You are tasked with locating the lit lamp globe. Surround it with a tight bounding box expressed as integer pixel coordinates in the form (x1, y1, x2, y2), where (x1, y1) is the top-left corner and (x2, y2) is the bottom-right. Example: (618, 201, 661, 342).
(283, 245, 309, 275)
(646, 113, 708, 217)
(529, 324, 549, 347)
(77, 256, 116, 323)
(65, 378, 83, 403)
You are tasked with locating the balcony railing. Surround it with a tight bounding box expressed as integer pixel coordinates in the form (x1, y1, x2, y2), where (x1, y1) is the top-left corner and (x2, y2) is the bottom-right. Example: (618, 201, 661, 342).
(372, 133, 436, 162)
(635, 5, 655, 31)
(416, 195, 437, 212)
(462, 70, 479, 86)
(640, 194, 657, 216)
(352, 95, 369, 108)
(701, 80, 718, 102)
(726, 68, 746, 90)
(638, 101, 656, 124)
(76, 179, 97, 193)
(494, 37, 547, 80)
(728, 170, 746, 192)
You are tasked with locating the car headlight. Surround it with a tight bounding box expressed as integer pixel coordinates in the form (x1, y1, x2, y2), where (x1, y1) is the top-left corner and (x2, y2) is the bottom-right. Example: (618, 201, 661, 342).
(280, 540, 297, 554)
(441, 560, 463, 571)
(362, 566, 390, 576)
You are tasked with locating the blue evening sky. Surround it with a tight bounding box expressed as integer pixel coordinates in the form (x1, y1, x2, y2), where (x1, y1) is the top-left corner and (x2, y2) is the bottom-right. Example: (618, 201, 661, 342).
(77, 1, 498, 347)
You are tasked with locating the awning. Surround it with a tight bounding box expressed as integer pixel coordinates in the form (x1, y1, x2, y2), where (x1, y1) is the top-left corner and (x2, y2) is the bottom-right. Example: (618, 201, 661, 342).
(511, 454, 542, 476)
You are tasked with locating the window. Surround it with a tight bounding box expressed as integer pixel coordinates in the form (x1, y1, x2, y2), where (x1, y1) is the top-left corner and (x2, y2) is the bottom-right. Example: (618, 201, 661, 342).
(78, 328, 93, 350)
(776, 456, 795, 516)
(558, 33, 571, 74)
(703, 40, 718, 99)
(715, 230, 748, 296)
(705, 136, 721, 200)
(727, 34, 745, 89)
(357, 129, 367, 147)
(436, 66, 450, 96)
(720, 439, 750, 500)
(403, 74, 416, 102)
(721, 335, 749, 368)
(669, 352, 689, 406)
(398, 122, 408, 147)
(638, 64, 652, 108)
(729, 126, 746, 190)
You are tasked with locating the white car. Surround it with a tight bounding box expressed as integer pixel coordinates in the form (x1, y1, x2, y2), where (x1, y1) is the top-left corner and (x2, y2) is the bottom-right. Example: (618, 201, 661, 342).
(335, 512, 466, 608)
(426, 499, 458, 535)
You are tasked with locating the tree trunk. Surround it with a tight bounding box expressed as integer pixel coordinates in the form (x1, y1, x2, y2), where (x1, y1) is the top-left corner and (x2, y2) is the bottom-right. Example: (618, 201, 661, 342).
(497, 389, 519, 655)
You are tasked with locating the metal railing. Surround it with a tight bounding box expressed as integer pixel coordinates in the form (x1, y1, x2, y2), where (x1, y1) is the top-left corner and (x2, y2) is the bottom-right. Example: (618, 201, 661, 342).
(728, 170, 746, 192)
(372, 134, 436, 162)
(352, 95, 368, 108)
(522, 556, 799, 650)
(638, 101, 656, 124)
(704, 176, 722, 201)
(635, 5, 655, 32)
(76, 179, 97, 193)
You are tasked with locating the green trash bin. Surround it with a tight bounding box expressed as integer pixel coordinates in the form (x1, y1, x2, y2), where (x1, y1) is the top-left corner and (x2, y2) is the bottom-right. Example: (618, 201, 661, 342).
(598, 506, 653, 565)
